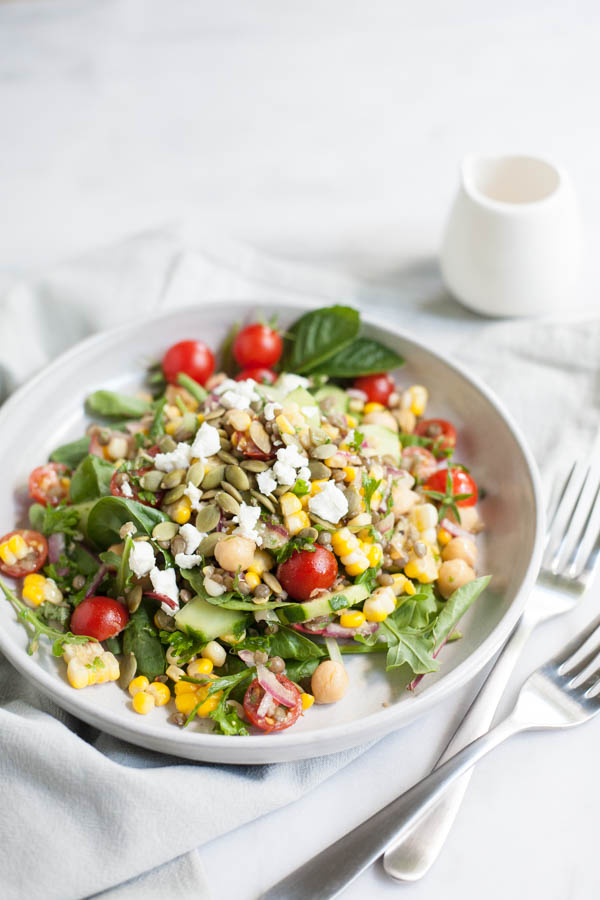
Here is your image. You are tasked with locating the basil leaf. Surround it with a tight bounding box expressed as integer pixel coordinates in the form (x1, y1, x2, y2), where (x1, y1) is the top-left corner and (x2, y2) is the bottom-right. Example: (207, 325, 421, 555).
(432, 575, 491, 647)
(310, 337, 404, 377)
(282, 306, 360, 374)
(86, 496, 167, 548)
(123, 600, 166, 680)
(86, 390, 150, 419)
(69, 455, 115, 503)
(49, 436, 91, 468)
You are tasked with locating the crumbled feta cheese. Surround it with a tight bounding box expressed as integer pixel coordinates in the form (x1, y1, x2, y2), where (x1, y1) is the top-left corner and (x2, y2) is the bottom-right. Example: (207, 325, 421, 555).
(220, 390, 253, 410)
(308, 481, 349, 523)
(276, 445, 309, 468)
(215, 378, 259, 409)
(302, 406, 318, 420)
(179, 523, 205, 554)
(297, 466, 311, 483)
(129, 540, 155, 577)
(273, 460, 296, 486)
(120, 480, 134, 498)
(183, 482, 203, 510)
(277, 373, 309, 393)
(175, 553, 203, 570)
(191, 422, 221, 458)
(149, 566, 179, 613)
(153, 442, 192, 473)
(232, 502, 262, 544)
(263, 401, 282, 421)
(256, 468, 277, 495)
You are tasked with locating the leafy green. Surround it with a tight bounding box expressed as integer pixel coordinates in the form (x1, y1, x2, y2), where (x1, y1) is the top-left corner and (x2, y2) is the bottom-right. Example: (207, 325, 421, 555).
(149, 397, 167, 441)
(181, 570, 291, 611)
(380, 615, 438, 675)
(362, 473, 382, 513)
(432, 576, 490, 647)
(0, 580, 94, 657)
(423, 469, 474, 523)
(285, 658, 321, 682)
(86, 496, 168, 549)
(49, 436, 91, 468)
(116, 535, 134, 596)
(29, 503, 81, 537)
(281, 305, 360, 373)
(291, 479, 310, 497)
(69, 454, 115, 504)
(176, 372, 208, 404)
(86, 390, 150, 419)
(308, 336, 405, 377)
(273, 534, 317, 564)
(349, 430, 364, 453)
(159, 629, 206, 665)
(122, 600, 166, 680)
(354, 567, 379, 592)
(268, 625, 326, 660)
(183, 669, 252, 734)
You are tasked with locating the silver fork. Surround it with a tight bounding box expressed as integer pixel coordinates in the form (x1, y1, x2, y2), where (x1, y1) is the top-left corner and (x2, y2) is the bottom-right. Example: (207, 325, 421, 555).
(382, 459, 600, 880)
(263, 610, 600, 900)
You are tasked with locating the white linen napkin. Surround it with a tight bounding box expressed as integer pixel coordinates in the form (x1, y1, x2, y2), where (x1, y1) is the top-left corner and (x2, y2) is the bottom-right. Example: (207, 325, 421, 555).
(0, 226, 597, 899)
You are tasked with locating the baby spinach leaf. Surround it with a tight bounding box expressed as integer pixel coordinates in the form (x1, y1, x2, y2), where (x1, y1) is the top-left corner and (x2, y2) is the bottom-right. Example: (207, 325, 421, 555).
(122, 600, 166, 680)
(310, 337, 405, 377)
(285, 658, 321, 682)
(282, 305, 360, 373)
(268, 625, 326, 661)
(181, 570, 292, 611)
(86, 496, 167, 549)
(86, 390, 150, 419)
(49, 436, 91, 468)
(69, 455, 115, 503)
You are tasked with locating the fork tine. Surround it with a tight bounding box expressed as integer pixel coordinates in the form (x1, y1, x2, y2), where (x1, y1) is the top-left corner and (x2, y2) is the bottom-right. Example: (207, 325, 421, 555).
(565, 479, 600, 578)
(544, 461, 576, 544)
(553, 612, 600, 672)
(565, 643, 600, 682)
(548, 466, 593, 573)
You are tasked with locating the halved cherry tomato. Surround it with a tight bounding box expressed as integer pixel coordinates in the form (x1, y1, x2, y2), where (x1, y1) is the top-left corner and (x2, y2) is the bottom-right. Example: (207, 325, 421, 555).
(243, 673, 302, 732)
(110, 467, 164, 508)
(400, 445, 438, 481)
(424, 467, 478, 507)
(70, 596, 129, 641)
(0, 529, 48, 578)
(162, 340, 215, 386)
(233, 431, 274, 461)
(277, 547, 338, 602)
(233, 324, 283, 369)
(235, 367, 277, 384)
(414, 419, 457, 457)
(353, 373, 395, 406)
(28, 463, 69, 507)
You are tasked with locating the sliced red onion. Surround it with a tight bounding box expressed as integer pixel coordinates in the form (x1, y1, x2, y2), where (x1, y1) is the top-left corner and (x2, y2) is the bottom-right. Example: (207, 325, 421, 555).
(85, 564, 110, 598)
(48, 532, 65, 564)
(256, 663, 297, 707)
(144, 591, 178, 610)
(216, 513, 226, 532)
(238, 649, 257, 666)
(267, 522, 289, 538)
(88, 432, 103, 457)
(257, 688, 276, 718)
(407, 638, 447, 691)
(440, 517, 471, 540)
(385, 465, 410, 477)
(347, 388, 367, 401)
(292, 621, 379, 639)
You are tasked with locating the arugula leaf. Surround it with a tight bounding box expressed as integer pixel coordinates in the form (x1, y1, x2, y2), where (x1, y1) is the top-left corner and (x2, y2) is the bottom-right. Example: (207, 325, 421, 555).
(69, 454, 115, 504)
(183, 669, 252, 734)
(380, 616, 439, 675)
(308, 336, 405, 377)
(86, 390, 150, 419)
(49, 436, 91, 468)
(159, 629, 205, 665)
(29, 503, 81, 537)
(86, 496, 168, 549)
(176, 373, 208, 404)
(0, 579, 93, 657)
(282, 305, 360, 374)
(122, 600, 166, 680)
(432, 576, 491, 647)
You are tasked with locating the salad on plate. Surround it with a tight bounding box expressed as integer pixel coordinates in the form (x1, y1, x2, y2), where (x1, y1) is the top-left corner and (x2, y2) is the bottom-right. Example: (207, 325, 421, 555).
(0, 305, 489, 736)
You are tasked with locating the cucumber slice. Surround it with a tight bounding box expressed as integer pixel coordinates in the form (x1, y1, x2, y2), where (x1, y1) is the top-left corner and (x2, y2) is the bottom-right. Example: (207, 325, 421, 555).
(282, 386, 321, 428)
(360, 424, 401, 463)
(175, 598, 248, 642)
(314, 385, 349, 413)
(279, 583, 369, 624)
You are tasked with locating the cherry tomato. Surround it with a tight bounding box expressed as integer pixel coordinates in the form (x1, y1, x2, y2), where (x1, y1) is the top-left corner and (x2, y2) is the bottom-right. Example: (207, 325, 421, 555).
(0, 529, 48, 578)
(353, 373, 395, 406)
(235, 367, 277, 384)
(233, 324, 283, 369)
(414, 419, 457, 457)
(424, 467, 478, 507)
(162, 340, 215, 386)
(400, 445, 438, 481)
(70, 596, 129, 641)
(110, 467, 164, 508)
(243, 673, 302, 732)
(28, 463, 69, 507)
(277, 547, 338, 602)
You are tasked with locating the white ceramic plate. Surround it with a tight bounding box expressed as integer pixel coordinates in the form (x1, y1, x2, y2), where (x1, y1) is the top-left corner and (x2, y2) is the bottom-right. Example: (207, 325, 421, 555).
(0, 300, 544, 764)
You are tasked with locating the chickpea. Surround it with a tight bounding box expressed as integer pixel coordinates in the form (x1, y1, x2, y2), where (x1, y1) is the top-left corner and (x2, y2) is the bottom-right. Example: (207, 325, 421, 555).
(311, 660, 349, 704)
(391, 484, 418, 517)
(393, 409, 416, 433)
(437, 558, 476, 599)
(446, 506, 481, 533)
(214, 536, 256, 572)
(441, 537, 477, 568)
(362, 410, 399, 432)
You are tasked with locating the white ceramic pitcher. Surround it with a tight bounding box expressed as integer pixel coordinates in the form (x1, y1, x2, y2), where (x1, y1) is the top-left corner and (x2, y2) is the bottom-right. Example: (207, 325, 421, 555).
(440, 154, 581, 317)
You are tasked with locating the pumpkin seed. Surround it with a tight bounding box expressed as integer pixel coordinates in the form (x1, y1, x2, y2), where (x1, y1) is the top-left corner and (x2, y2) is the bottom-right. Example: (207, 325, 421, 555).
(126, 584, 143, 614)
(241, 459, 269, 472)
(187, 460, 206, 487)
(204, 406, 226, 421)
(311, 444, 336, 459)
(171, 535, 187, 556)
(155, 609, 177, 632)
(220, 480, 244, 503)
(161, 468, 186, 489)
(163, 484, 186, 505)
(308, 460, 331, 480)
(202, 465, 226, 489)
(195, 504, 221, 532)
(263, 571, 284, 595)
(202, 489, 217, 500)
(309, 514, 337, 532)
(199, 532, 225, 556)
(345, 487, 363, 516)
(220, 438, 233, 451)
(298, 526, 318, 542)
(227, 409, 251, 431)
(119, 652, 137, 690)
(217, 449, 239, 465)
(216, 491, 241, 516)
(249, 420, 271, 454)
(152, 521, 180, 542)
(225, 465, 250, 491)
(250, 489, 276, 514)
(158, 435, 177, 453)
(140, 470, 165, 492)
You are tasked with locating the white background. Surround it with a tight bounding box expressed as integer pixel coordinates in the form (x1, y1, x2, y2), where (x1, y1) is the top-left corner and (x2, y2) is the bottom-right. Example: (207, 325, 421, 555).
(2, 1, 600, 898)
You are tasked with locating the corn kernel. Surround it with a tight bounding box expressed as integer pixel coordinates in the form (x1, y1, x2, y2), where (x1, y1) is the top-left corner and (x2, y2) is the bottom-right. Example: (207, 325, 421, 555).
(175, 693, 199, 715)
(174, 680, 198, 695)
(133, 691, 156, 715)
(367, 544, 383, 567)
(391, 573, 417, 596)
(275, 414, 295, 435)
(172, 496, 192, 525)
(363, 587, 396, 623)
(370, 491, 383, 511)
(7, 534, 28, 558)
(43, 578, 63, 605)
(285, 510, 310, 535)
(407, 385, 428, 417)
(364, 401, 385, 414)
(310, 479, 328, 496)
(165, 419, 181, 435)
(343, 466, 356, 483)
(128, 675, 150, 697)
(339, 610, 366, 628)
(345, 415, 358, 428)
(410, 503, 438, 532)
(67, 659, 90, 689)
(22, 573, 47, 607)
(250, 550, 275, 574)
(166, 664, 185, 682)
(201, 640, 227, 668)
(195, 694, 221, 717)
(280, 492, 302, 516)
(147, 682, 171, 706)
(437, 527, 452, 546)
(404, 555, 438, 583)
(301, 692, 315, 710)
(245, 570, 261, 590)
(331, 528, 359, 556)
(187, 658, 213, 677)
(107, 436, 129, 460)
(0, 543, 15, 566)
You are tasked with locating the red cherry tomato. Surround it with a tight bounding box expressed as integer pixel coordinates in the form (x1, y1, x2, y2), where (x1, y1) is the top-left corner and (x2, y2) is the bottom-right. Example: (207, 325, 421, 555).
(0, 529, 48, 578)
(425, 467, 478, 507)
(28, 463, 69, 507)
(235, 367, 277, 384)
(277, 547, 338, 602)
(70, 596, 129, 641)
(243, 673, 302, 732)
(400, 445, 438, 481)
(353, 373, 395, 406)
(233, 324, 283, 369)
(162, 340, 215, 386)
(414, 419, 457, 457)
(110, 467, 164, 508)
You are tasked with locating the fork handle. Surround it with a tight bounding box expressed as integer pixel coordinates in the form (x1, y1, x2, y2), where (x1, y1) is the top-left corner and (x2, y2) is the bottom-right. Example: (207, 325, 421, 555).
(383, 610, 537, 881)
(262, 714, 523, 900)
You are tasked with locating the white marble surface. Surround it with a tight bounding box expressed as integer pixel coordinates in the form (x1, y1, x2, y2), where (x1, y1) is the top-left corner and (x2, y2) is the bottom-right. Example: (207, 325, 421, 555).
(2, 1, 600, 898)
